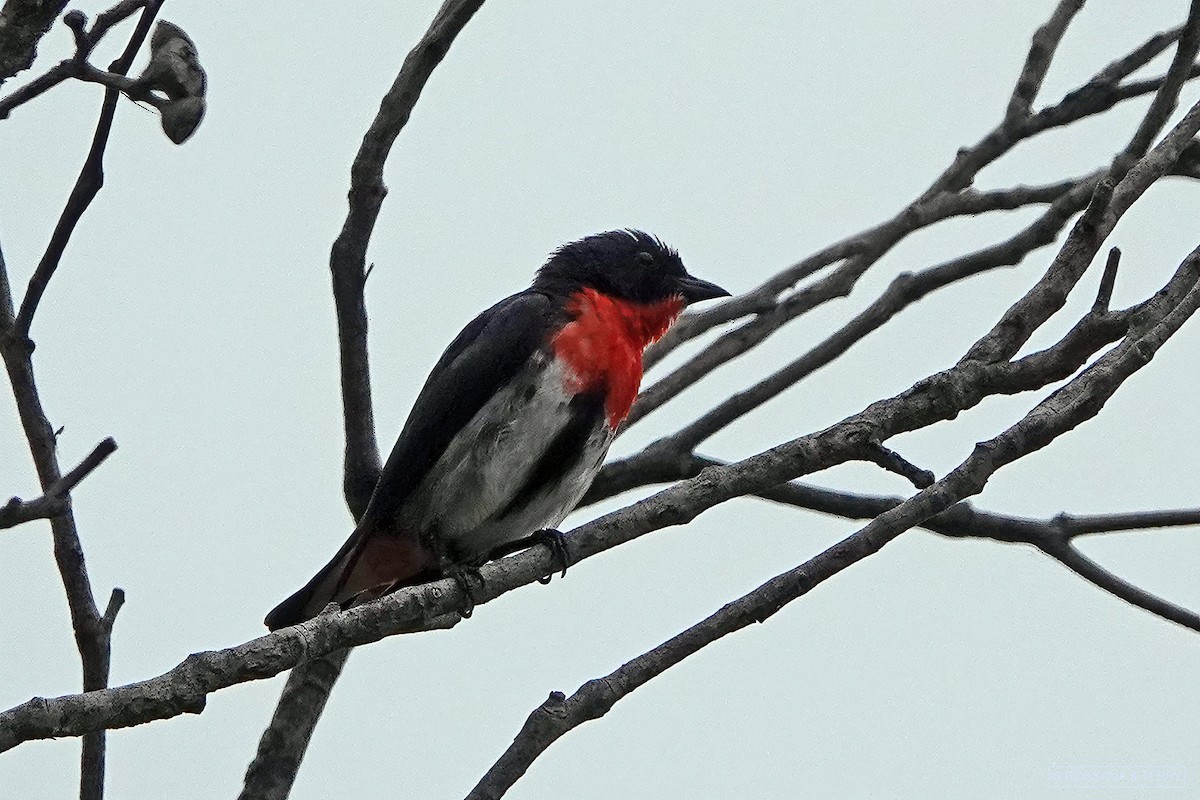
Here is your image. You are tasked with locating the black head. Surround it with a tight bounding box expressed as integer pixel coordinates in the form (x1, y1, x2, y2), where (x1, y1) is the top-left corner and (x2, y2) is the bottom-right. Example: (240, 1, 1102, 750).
(532, 230, 729, 305)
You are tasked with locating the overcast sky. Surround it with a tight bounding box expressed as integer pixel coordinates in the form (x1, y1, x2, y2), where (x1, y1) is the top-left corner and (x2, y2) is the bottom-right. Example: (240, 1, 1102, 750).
(2, 2, 1199, 798)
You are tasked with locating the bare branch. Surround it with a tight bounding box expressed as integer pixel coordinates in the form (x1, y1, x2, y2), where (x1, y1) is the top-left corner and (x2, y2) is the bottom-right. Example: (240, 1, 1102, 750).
(237, 649, 351, 800)
(966, 93, 1200, 364)
(330, 0, 485, 516)
(647, 46, 1200, 441)
(1091, 27, 1181, 86)
(736, 455, 1200, 631)
(0, 236, 12, 325)
(639, 174, 1103, 452)
(760, 459, 1200, 548)
(0, 6, 161, 795)
(0, 437, 117, 530)
(1042, 539, 1200, 632)
(1, 339, 122, 799)
(0, 0, 151, 119)
(862, 442, 934, 489)
(1123, 0, 1200, 162)
(1093, 247, 1121, 312)
(643, 20, 1200, 375)
(13, 220, 1195, 753)
(0, 584, 467, 752)
(242, 2, 488, 797)
(590, 449, 1200, 547)
(11, 0, 163, 340)
(71, 62, 164, 106)
(99, 588, 124, 634)
(470, 237, 1200, 800)
(1005, 0, 1085, 123)
(643, 176, 1088, 377)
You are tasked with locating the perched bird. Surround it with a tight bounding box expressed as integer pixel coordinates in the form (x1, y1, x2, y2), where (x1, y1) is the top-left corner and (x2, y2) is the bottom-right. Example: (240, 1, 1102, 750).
(264, 230, 728, 630)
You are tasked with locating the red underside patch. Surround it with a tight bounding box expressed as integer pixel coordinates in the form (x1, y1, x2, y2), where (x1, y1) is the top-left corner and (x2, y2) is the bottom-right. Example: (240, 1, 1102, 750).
(552, 288, 684, 427)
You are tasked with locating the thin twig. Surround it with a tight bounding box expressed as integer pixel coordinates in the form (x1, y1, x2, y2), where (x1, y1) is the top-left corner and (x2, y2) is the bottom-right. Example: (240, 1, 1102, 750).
(638, 173, 1104, 452)
(0, 0, 149, 119)
(12, 0, 164, 339)
(1042, 539, 1200, 631)
(642, 24, 1200, 378)
(862, 442, 934, 489)
(1093, 247, 1121, 312)
(1123, 0, 1200, 162)
(1005, 0, 1085, 123)
(0, 236, 14, 327)
(0, 437, 117, 530)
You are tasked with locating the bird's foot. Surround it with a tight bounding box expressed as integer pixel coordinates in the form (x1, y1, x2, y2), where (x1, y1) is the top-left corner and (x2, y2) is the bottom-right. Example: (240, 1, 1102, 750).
(484, 529, 571, 583)
(531, 528, 570, 584)
(446, 564, 485, 618)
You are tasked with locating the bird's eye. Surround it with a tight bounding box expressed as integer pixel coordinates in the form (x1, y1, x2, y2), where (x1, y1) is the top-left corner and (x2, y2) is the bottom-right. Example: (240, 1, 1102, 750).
(636, 251, 655, 266)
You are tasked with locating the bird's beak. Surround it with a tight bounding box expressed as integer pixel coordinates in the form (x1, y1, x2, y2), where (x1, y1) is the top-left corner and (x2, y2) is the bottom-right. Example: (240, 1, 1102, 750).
(676, 274, 731, 304)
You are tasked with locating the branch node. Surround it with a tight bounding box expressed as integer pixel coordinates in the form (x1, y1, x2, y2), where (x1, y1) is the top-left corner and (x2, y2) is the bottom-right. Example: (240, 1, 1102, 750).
(1050, 511, 1076, 537)
(1080, 177, 1116, 228)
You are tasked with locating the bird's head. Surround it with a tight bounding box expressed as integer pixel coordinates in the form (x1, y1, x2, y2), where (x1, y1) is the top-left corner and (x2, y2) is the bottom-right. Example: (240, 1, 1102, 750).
(533, 230, 729, 305)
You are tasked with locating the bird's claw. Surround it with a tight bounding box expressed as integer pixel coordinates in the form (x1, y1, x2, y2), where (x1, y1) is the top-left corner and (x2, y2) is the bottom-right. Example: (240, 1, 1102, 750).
(482, 529, 570, 584)
(447, 564, 484, 618)
(531, 528, 570, 584)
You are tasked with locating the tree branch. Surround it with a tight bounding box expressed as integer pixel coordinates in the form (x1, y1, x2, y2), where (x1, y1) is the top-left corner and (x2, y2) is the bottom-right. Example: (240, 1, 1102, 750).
(0, 0, 150, 119)
(632, 58, 1200, 432)
(237, 648, 351, 800)
(0, 437, 117, 529)
(11, 0, 163, 340)
(11, 203, 1196, 753)
(329, 0, 485, 515)
(467, 238, 1200, 800)
(645, 21, 1200, 373)
(1041, 539, 1200, 631)
(1005, 0, 1085, 123)
(639, 173, 1104, 453)
(240, 2, 488, 798)
(0, 6, 160, 796)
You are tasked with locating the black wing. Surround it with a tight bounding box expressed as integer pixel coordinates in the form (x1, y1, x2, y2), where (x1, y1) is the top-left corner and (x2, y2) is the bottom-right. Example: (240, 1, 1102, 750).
(360, 289, 559, 527)
(263, 289, 559, 630)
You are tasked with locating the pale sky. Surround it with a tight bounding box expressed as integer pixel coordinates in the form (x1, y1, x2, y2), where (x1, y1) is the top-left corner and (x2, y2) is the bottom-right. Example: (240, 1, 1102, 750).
(2, 2, 1199, 798)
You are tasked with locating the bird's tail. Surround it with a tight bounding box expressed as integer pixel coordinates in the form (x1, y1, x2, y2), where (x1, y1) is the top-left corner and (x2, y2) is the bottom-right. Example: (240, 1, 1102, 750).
(264, 522, 439, 631)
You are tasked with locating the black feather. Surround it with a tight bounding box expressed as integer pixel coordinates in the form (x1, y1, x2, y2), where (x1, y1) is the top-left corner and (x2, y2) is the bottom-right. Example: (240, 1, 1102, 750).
(360, 290, 561, 528)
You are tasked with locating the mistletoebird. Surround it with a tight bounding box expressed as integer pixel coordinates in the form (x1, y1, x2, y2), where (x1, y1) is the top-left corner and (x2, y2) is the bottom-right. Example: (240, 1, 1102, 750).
(265, 230, 728, 630)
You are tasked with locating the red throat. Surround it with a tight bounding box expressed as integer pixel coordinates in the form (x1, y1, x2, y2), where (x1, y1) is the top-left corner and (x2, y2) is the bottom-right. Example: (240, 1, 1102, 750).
(551, 287, 684, 427)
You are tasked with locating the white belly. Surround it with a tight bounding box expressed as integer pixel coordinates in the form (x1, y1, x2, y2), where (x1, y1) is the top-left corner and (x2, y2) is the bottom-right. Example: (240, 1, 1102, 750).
(396, 352, 613, 562)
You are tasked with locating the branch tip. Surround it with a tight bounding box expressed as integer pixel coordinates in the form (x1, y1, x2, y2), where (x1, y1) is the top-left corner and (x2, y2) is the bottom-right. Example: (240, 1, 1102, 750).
(1092, 247, 1121, 312)
(63, 10, 88, 47)
(101, 588, 125, 631)
(863, 443, 935, 489)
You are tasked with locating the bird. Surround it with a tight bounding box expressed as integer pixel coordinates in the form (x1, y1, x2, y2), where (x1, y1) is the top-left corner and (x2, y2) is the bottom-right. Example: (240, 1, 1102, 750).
(264, 230, 728, 630)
